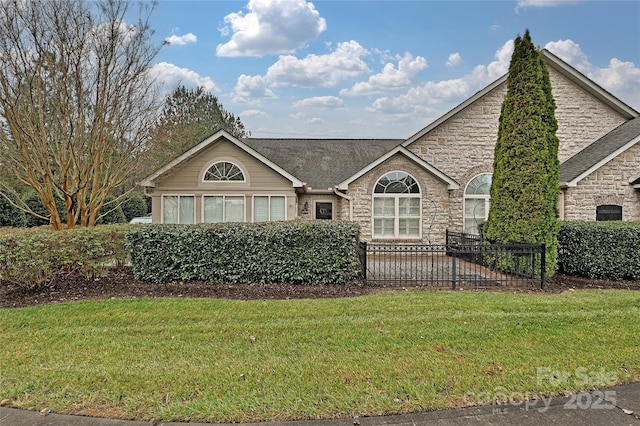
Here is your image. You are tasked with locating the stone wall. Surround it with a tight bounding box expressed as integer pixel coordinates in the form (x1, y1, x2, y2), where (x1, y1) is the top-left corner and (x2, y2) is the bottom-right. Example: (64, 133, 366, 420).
(405, 65, 630, 231)
(563, 142, 640, 221)
(345, 153, 452, 243)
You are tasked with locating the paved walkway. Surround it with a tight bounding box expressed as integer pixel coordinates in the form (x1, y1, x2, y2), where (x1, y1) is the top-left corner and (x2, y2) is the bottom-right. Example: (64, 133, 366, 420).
(1, 382, 639, 426)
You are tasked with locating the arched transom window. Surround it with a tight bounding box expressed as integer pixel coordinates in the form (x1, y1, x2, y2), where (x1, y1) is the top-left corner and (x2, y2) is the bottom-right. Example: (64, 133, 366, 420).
(373, 171, 421, 238)
(204, 161, 245, 182)
(464, 173, 492, 234)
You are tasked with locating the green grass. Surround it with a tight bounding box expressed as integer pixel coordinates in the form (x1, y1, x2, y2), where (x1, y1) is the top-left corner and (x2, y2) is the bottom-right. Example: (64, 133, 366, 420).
(1, 290, 639, 422)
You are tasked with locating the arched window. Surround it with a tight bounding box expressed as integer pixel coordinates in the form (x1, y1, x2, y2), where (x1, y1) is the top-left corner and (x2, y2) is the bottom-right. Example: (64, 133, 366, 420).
(203, 161, 245, 181)
(464, 173, 492, 234)
(373, 171, 421, 238)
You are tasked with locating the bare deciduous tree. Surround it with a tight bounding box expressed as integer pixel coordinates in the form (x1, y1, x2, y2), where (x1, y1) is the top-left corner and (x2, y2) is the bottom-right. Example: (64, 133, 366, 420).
(0, 0, 161, 229)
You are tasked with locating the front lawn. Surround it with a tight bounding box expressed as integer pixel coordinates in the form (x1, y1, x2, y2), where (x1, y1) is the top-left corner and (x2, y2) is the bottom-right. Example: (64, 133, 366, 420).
(1, 290, 639, 422)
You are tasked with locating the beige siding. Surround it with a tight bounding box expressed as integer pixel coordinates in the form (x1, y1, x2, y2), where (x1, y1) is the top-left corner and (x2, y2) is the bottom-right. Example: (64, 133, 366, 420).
(150, 139, 297, 223)
(563, 142, 640, 221)
(297, 194, 342, 220)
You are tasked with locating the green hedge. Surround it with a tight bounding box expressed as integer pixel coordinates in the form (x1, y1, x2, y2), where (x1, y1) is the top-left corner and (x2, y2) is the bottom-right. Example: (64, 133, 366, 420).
(0, 224, 131, 288)
(558, 221, 640, 280)
(125, 221, 361, 285)
(0, 194, 27, 228)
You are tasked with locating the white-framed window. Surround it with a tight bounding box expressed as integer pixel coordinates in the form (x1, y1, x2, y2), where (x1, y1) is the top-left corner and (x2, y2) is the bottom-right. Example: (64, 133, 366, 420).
(464, 173, 492, 234)
(203, 195, 245, 223)
(203, 161, 245, 182)
(372, 171, 421, 238)
(253, 195, 286, 222)
(162, 195, 195, 224)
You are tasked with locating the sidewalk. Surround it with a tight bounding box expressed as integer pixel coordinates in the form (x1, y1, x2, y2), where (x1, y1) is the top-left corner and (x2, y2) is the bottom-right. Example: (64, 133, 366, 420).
(2, 382, 639, 426)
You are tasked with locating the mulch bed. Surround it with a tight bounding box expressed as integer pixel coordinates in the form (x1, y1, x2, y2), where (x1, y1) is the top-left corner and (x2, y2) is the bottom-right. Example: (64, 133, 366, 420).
(1, 267, 638, 309)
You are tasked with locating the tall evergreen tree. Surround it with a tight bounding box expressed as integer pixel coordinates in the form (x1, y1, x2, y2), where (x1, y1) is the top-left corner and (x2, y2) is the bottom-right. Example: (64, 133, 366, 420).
(484, 30, 560, 276)
(139, 86, 249, 178)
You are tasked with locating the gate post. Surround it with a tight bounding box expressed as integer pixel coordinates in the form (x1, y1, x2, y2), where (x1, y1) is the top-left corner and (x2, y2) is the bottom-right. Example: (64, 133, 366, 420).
(540, 242, 546, 290)
(451, 242, 457, 290)
(359, 241, 367, 284)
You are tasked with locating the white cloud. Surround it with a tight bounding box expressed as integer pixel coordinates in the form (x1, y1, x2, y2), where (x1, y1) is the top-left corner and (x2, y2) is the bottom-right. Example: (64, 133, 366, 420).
(545, 39, 640, 110)
(293, 96, 345, 109)
(593, 58, 640, 98)
(366, 40, 514, 116)
(446, 52, 461, 67)
(516, 0, 580, 12)
(165, 33, 197, 46)
(544, 39, 590, 71)
(216, 0, 326, 57)
(305, 117, 325, 125)
(517, 0, 580, 7)
(150, 62, 218, 94)
(340, 53, 427, 96)
(266, 40, 370, 88)
(232, 74, 276, 102)
(240, 109, 269, 118)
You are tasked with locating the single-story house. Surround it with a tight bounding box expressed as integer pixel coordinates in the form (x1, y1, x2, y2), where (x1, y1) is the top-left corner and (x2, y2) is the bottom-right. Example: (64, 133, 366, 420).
(140, 50, 640, 243)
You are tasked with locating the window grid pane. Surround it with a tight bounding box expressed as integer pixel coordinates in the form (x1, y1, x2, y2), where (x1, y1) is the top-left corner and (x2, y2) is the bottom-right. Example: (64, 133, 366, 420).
(179, 196, 195, 224)
(163, 196, 178, 224)
(204, 162, 245, 181)
(225, 197, 244, 222)
(204, 196, 223, 223)
(254, 196, 269, 222)
(374, 197, 395, 216)
(270, 196, 286, 221)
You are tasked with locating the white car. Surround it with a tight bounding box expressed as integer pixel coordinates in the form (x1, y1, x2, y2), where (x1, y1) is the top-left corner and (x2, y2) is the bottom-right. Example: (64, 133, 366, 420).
(129, 215, 152, 224)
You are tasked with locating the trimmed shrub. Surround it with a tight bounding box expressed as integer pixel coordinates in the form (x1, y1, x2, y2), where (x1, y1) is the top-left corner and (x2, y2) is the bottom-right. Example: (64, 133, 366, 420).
(558, 221, 640, 280)
(125, 221, 361, 285)
(120, 193, 148, 222)
(0, 224, 131, 288)
(0, 194, 27, 228)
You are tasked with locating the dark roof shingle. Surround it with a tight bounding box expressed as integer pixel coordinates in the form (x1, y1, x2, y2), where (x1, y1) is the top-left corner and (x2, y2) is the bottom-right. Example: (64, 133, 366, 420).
(242, 138, 402, 190)
(560, 117, 640, 185)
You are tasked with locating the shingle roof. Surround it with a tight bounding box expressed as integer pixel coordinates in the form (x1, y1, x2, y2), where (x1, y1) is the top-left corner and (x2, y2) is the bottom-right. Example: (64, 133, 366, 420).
(560, 117, 640, 186)
(242, 138, 403, 190)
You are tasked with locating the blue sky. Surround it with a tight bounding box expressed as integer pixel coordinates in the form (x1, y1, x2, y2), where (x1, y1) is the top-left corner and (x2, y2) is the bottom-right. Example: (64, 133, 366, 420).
(146, 0, 640, 138)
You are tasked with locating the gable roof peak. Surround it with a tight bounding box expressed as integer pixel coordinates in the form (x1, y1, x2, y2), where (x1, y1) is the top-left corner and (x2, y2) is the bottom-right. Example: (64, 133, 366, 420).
(139, 129, 303, 188)
(402, 48, 638, 148)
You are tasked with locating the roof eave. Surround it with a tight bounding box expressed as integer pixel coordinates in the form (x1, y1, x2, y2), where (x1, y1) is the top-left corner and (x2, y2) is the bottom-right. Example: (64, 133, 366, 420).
(541, 50, 639, 119)
(561, 136, 640, 187)
(403, 76, 507, 148)
(403, 50, 639, 150)
(338, 146, 459, 191)
(139, 130, 304, 188)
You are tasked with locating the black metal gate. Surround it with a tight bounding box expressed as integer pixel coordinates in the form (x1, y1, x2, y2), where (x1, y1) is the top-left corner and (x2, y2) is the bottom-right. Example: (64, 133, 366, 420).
(358, 231, 545, 289)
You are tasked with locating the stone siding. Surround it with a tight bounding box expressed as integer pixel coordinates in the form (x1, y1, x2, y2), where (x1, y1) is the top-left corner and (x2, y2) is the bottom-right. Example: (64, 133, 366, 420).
(550, 67, 629, 162)
(345, 153, 451, 243)
(563, 142, 640, 221)
(406, 66, 630, 231)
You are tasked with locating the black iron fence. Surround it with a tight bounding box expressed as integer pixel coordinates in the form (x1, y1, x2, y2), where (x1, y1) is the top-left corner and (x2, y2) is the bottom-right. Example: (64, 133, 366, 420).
(358, 231, 545, 289)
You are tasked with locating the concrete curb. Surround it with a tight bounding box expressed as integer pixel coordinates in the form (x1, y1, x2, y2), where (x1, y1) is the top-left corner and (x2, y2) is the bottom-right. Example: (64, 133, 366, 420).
(2, 382, 639, 425)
